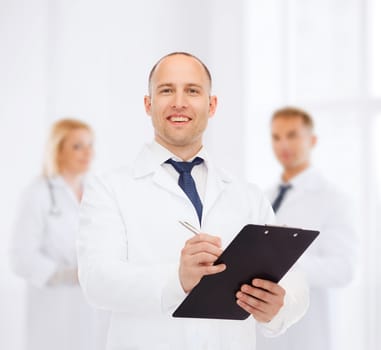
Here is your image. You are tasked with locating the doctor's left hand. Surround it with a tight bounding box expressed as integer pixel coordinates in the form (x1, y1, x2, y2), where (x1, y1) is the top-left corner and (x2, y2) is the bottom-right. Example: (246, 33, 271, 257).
(235, 278, 285, 323)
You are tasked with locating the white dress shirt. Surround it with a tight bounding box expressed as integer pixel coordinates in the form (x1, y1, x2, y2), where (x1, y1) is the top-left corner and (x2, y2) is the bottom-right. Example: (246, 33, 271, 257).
(154, 141, 208, 202)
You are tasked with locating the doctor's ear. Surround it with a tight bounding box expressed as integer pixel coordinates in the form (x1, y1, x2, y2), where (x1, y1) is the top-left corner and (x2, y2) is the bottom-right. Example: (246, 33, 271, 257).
(144, 95, 152, 114)
(311, 134, 318, 147)
(208, 95, 217, 117)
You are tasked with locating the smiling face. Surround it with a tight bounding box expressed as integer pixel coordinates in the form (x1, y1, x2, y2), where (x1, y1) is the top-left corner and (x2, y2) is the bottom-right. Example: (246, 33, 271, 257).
(144, 54, 217, 159)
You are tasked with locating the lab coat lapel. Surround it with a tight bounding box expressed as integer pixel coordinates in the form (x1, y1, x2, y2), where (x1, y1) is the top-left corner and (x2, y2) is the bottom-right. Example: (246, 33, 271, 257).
(132, 143, 233, 214)
(289, 168, 322, 195)
(152, 167, 187, 199)
(132, 144, 187, 200)
(50, 176, 80, 208)
(203, 163, 232, 220)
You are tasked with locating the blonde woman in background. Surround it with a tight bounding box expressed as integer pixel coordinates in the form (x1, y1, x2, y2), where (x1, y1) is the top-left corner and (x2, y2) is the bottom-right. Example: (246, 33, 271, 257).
(10, 118, 108, 350)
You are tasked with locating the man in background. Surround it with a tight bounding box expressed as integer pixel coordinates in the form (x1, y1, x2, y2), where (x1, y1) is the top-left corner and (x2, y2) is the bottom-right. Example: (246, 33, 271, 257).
(256, 107, 357, 350)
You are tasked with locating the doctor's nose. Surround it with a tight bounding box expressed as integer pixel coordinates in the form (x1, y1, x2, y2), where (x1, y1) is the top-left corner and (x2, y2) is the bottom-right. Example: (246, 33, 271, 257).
(171, 92, 188, 109)
(84, 145, 93, 156)
(275, 138, 290, 149)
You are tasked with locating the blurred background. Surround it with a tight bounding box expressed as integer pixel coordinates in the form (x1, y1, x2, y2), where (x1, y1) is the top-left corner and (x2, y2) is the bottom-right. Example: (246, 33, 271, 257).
(0, 0, 380, 349)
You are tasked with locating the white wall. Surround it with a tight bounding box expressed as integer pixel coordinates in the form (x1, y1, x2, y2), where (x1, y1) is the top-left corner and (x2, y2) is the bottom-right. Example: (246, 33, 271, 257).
(244, 1, 381, 349)
(0, 1, 48, 349)
(44, 0, 246, 174)
(1, 0, 379, 349)
(0, 1, 247, 349)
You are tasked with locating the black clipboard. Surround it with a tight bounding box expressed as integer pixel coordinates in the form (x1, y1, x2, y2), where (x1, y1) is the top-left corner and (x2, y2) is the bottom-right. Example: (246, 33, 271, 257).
(173, 224, 319, 320)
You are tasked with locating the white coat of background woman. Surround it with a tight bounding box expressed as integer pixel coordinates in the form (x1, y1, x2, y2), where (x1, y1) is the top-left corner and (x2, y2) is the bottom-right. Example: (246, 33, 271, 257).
(10, 118, 109, 350)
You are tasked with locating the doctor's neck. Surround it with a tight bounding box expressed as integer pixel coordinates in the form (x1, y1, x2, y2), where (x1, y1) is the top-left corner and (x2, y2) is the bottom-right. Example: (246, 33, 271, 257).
(156, 138, 203, 161)
(282, 162, 310, 183)
(60, 171, 85, 201)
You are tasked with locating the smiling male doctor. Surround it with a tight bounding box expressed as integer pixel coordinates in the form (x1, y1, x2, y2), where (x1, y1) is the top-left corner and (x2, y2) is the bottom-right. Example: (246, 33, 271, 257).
(77, 52, 309, 350)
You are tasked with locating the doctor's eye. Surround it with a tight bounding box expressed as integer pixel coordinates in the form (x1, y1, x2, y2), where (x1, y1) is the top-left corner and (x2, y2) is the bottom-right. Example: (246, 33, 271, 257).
(73, 143, 84, 150)
(159, 88, 173, 94)
(186, 87, 201, 96)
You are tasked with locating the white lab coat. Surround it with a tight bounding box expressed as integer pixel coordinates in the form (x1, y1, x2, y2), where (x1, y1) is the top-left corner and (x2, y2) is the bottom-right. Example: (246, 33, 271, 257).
(10, 176, 109, 350)
(77, 143, 309, 350)
(256, 167, 357, 350)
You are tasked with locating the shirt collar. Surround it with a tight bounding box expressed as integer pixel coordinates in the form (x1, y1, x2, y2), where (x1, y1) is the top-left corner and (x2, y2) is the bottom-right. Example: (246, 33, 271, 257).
(279, 166, 319, 190)
(47, 175, 66, 187)
(133, 141, 225, 180)
(150, 140, 209, 163)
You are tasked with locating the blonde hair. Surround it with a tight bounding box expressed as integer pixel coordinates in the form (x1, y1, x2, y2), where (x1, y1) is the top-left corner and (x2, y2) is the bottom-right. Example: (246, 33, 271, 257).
(43, 118, 93, 177)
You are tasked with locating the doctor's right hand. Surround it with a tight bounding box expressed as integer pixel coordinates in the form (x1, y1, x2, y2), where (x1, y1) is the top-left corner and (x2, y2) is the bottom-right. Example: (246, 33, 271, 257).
(179, 233, 226, 293)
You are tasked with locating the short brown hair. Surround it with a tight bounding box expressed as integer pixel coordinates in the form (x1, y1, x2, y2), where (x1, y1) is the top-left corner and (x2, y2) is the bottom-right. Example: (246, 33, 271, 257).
(147, 52, 212, 94)
(272, 106, 314, 130)
(43, 118, 93, 177)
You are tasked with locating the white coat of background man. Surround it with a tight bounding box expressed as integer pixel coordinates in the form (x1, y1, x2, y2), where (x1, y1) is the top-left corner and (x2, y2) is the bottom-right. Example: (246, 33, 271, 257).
(77, 52, 310, 350)
(256, 107, 357, 350)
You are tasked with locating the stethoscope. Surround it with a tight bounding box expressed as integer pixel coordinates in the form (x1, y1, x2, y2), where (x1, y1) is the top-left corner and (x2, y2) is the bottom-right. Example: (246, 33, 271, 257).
(46, 178, 61, 216)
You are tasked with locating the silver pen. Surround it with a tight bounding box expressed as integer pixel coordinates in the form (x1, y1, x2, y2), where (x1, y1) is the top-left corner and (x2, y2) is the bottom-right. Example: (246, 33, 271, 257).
(178, 221, 201, 235)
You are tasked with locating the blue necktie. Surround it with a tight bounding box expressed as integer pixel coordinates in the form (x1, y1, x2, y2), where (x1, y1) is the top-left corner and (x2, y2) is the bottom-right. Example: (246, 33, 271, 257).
(165, 157, 204, 224)
(272, 184, 292, 213)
